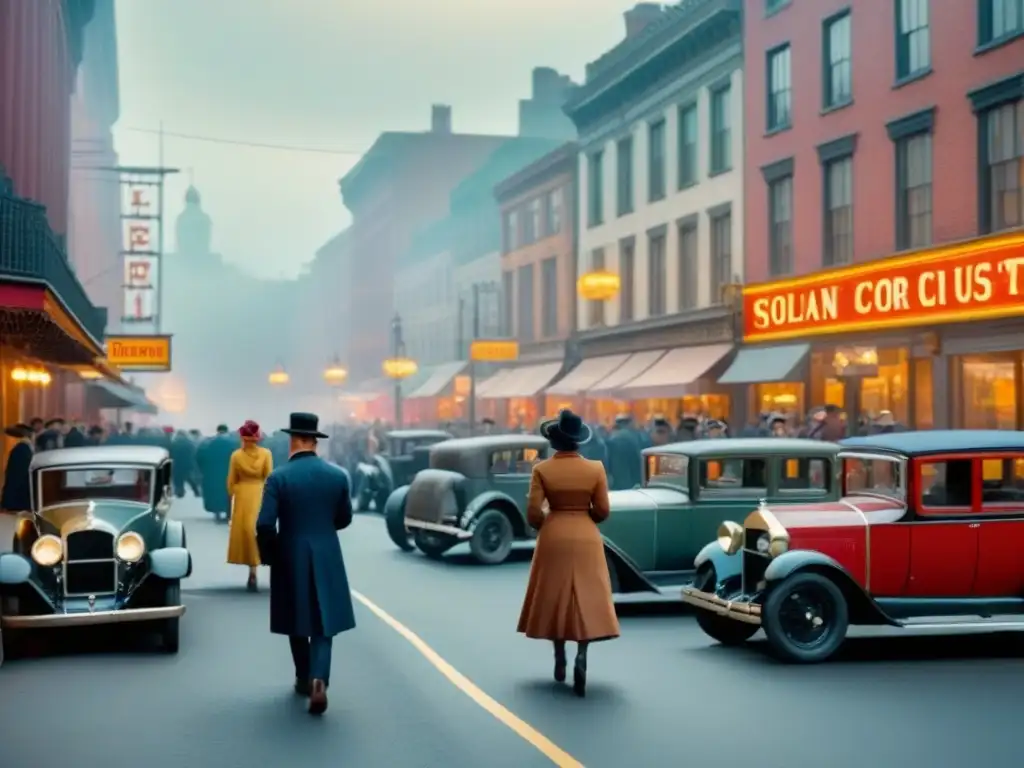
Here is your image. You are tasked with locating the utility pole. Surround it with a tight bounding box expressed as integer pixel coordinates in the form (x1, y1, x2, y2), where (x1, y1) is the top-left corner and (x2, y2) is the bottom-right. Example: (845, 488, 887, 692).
(467, 283, 480, 433)
(156, 121, 165, 334)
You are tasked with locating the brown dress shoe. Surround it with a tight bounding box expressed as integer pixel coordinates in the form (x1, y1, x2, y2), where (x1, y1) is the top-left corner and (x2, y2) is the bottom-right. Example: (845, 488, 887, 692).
(308, 679, 328, 715)
(294, 678, 310, 696)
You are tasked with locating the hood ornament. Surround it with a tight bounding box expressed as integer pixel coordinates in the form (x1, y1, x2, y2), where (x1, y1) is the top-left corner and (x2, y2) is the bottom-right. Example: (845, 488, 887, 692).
(87, 595, 96, 613)
(758, 498, 768, 509)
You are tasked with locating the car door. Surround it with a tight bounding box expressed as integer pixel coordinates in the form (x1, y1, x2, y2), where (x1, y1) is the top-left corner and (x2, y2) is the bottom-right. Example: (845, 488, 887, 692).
(907, 458, 978, 597)
(489, 446, 540, 512)
(972, 456, 1024, 596)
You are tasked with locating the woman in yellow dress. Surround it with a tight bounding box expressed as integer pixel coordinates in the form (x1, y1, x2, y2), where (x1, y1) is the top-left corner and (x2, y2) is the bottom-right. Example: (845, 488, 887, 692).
(226, 419, 273, 591)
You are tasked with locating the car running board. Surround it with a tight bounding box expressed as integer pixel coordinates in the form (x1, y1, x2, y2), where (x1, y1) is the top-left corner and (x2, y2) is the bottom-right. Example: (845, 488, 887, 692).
(895, 616, 1024, 630)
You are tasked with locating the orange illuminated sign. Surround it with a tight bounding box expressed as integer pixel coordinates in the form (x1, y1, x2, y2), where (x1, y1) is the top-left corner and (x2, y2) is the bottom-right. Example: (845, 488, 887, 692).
(742, 232, 1024, 342)
(470, 339, 519, 362)
(104, 335, 172, 371)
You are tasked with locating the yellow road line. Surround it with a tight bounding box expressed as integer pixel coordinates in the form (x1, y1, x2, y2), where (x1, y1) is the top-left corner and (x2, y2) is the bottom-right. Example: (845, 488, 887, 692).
(351, 589, 585, 768)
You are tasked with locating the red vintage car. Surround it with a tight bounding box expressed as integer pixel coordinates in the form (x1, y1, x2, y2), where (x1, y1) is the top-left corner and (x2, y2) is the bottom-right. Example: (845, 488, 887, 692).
(680, 430, 1024, 663)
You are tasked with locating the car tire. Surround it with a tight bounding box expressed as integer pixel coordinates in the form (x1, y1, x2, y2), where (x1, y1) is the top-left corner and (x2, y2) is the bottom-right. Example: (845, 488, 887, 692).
(762, 571, 849, 663)
(357, 488, 372, 513)
(375, 479, 393, 515)
(692, 566, 759, 646)
(385, 492, 415, 552)
(414, 530, 457, 559)
(160, 581, 181, 654)
(469, 509, 513, 565)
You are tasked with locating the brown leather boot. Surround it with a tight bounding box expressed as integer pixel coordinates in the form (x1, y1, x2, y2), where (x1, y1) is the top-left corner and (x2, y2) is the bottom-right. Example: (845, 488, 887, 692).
(308, 679, 328, 715)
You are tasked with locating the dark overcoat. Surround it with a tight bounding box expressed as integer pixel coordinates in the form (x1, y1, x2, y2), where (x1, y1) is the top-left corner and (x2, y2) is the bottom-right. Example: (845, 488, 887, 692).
(607, 428, 642, 490)
(255, 451, 355, 637)
(1, 442, 32, 511)
(169, 434, 197, 495)
(197, 434, 235, 513)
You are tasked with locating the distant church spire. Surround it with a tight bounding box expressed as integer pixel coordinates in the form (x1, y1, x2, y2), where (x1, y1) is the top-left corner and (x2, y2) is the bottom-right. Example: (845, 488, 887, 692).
(175, 184, 211, 255)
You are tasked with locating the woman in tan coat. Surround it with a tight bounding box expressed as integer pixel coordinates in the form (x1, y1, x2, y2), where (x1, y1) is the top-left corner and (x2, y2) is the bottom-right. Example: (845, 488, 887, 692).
(226, 420, 273, 591)
(517, 409, 620, 697)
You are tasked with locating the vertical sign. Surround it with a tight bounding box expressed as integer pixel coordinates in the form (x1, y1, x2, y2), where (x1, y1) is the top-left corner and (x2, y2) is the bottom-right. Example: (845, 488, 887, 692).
(119, 175, 164, 334)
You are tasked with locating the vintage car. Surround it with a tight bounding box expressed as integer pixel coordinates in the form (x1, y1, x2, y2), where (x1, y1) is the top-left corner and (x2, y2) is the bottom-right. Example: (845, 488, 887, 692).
(354, 429, 452, 512)
(383, 434, 550, 564)
(603, 438, 841, 598)
(680, 430, 1024, 663)
(0, 446, 192, 663)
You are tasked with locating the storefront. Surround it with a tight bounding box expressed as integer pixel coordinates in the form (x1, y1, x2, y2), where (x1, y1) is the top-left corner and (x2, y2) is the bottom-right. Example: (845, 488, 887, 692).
(475, 342, 567, 429)
(727, 230, 1024, 431)
(403, 361, 468, 425)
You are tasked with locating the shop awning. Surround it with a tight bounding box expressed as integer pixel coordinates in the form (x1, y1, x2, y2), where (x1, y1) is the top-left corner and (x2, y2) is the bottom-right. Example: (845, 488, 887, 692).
(717, 344, 809, 384)
(86, 380, 158, 414)
(478, 362, 563, 399)
(586, 350, 666, 399)
(544, 354, 630, 397)
(407, 361, 467, 399)
(475, 367, 516, 398)
(615, 343, 733, 400)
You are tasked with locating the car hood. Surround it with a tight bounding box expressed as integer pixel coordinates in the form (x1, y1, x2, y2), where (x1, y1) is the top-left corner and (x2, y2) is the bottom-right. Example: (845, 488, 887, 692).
(36, 501, 150, 537)
(756, 496, 905, 531)
(609, 487, 688, 512)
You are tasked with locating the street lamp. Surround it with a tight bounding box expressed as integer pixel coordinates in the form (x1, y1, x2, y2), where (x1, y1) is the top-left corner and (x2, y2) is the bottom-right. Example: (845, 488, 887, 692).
(268, 364, 289, 386)
(11, 367, 52, 386)
(576, 269, 621, 302)
(323, 357, 349, 387)
(382, 313, 417, 427)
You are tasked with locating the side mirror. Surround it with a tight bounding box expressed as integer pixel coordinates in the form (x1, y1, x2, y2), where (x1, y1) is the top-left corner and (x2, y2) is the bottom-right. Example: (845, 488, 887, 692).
(156, 485, 172, 514)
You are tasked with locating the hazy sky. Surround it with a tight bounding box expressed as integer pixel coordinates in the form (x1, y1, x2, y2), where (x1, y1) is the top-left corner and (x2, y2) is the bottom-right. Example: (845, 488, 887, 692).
(111, 0, 635, 279)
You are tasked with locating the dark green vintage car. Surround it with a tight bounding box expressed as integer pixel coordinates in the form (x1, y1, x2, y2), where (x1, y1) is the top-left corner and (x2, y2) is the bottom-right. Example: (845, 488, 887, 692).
(603, 438, 840, 600)
(383, 434, 550, 564)
(354, 429, 452, 512)
(0, 446, 192, 664)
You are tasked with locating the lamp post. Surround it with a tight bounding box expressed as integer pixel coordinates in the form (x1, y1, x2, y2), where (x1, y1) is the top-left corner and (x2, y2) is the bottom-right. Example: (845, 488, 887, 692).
(268, 364, 289, 386)
(323, 357, 348, 388)
(382, 313, 417, 427)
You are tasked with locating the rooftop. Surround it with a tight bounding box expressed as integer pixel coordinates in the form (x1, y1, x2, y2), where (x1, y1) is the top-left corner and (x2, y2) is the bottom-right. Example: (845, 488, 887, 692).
(431, 434, 549, 454)
(31, 445, 171, 470)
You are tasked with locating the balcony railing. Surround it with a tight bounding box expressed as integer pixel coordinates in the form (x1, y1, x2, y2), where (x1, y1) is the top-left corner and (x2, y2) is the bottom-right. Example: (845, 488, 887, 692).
(0, 172, 107, 343)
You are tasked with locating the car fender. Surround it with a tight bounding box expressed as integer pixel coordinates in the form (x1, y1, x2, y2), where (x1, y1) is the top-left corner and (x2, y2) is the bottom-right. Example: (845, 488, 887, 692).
(150, 547, 191, 580)
(462, 491, 523, 536)
(601, 538, 659, 594)
(693, 541, 742, 582)
(372, 455, 394, 488)
(160, 520, 191, 578)
(0, 553, 31, 585)
(385, 484, 410, 517)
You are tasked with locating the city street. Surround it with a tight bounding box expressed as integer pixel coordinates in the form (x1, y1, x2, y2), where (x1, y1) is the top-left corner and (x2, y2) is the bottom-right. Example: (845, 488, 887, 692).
(1, 495, 1022, 768)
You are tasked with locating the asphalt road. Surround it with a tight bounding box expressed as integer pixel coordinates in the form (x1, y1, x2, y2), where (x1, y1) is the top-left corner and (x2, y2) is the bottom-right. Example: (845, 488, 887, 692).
(2, 496, 1023, 768)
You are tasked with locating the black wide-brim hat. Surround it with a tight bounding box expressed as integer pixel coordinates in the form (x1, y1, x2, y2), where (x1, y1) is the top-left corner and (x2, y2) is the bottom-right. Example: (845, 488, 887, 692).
(539, 409, 592, 445)
(3, 423, 32, 439)
(282, 411, 328, 439)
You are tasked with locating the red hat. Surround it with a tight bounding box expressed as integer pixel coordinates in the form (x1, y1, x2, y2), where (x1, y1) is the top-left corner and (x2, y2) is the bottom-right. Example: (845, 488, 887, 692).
(239, 420, 260, 439)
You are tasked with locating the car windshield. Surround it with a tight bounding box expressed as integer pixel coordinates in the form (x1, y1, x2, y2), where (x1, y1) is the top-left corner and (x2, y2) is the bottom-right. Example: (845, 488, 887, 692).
(39, 467, 153, 507)
(646, 454, 688, 486)
(842, 454, 904, 501)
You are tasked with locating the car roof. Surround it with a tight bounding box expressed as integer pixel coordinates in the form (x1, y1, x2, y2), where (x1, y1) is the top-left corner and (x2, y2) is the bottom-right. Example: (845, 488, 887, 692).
(30, 446, 171, 470)
(431, 434, 548, 455)
(386, 429, 452, 440)
(841, 430, 1024, 457)
(643, 437, 839, 458)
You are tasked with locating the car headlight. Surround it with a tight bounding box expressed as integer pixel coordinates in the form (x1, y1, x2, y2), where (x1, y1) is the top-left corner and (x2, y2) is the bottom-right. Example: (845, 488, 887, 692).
(755, 532, 789, 557)
(116, 532, 146, 563)
(31, 535, 63, 567)
(717, 521, 743, 555)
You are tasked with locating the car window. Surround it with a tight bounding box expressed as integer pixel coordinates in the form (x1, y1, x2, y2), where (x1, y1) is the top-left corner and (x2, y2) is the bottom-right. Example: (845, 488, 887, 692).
(489, 448, 540, 475)
(40, 468, 153, 506)
(646, 454, 688, 485)
(843, 455, 905, 501)
(778, 457, 829, 492)
(980, 458, 1024, 507)
(699, 458, 767, 493)
(920, 460, 972, 509)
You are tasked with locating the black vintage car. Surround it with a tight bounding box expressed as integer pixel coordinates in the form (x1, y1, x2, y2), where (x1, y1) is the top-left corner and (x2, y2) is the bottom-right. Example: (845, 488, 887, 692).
(354, 429, 452, 512)
(383, 434, 549, 564)
(0, 446, 192, 663)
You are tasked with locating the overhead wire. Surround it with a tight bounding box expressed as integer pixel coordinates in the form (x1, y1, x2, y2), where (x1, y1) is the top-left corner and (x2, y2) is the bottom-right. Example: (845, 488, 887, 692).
(119, 126, 368, 156)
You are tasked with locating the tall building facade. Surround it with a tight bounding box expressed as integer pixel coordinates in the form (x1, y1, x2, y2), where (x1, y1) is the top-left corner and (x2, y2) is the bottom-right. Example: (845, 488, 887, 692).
(738, 0, 1024, 430)
(518, 67, 578, 141)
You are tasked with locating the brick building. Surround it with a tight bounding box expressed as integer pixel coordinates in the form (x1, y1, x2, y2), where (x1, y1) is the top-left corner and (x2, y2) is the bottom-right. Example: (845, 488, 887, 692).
(733, 0, 1024, 431)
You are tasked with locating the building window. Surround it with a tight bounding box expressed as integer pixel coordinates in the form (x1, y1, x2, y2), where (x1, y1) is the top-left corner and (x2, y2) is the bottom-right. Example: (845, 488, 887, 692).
(545, 187, 562, 236)
(710, 86, 732, 174)
(896, 132, 933, 249)
(541, 256, 558, 337)
(979, 0, 1024, 45)
(647, 232, 666, 317)
(524, 198, 540, 244)
(677, 103, 698, 188)
(984, 101, 1023, 232)
(823, 12, 852, 108)
(677, 222, 698, 311)
(616, 137, 633, 216)
(896, 0, 930, 79)
(766, 45, 791, 131)
(769, 176, 793, 276)
(501, 270, 514, 337)
(516, 263, 534, 342)
(502, 210, 518, 253)
(587, 151, 604, 227)
(824, 156, 854, 266)
(710, 211, 732, 305)
(619, 240, 635, 322)
(588, 249, 605, 327)
(648, 119, 667, 201)
(766, 0, 789, 12)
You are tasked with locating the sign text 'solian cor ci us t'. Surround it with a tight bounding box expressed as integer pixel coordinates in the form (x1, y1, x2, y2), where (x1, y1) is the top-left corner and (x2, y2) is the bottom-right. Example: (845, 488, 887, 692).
(742, 231, 1024, 343)
(104, 335, 172, 371)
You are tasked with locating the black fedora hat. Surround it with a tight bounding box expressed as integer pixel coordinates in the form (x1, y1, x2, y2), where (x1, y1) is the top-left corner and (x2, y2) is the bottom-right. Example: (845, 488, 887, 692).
(539, 409, 592, 445)
(282, 412, 328, 439)
(3, 423, 32, 439)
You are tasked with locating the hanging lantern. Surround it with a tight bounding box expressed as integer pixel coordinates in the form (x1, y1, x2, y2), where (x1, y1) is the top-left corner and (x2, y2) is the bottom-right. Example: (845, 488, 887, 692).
(577, 270, 621, 301)
(11, 367, 51, 386)
(382, 357, 418, 380)
(268, 366, 290, 386)
(323, 358, 349, 387)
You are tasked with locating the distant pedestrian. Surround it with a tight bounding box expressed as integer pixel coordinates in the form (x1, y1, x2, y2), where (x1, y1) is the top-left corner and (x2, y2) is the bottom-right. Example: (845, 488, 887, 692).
(1, 423, 33, 514)
(517, 409, 620, 697)
(226, 420, 273, 591)
(256, 412, 355, 715)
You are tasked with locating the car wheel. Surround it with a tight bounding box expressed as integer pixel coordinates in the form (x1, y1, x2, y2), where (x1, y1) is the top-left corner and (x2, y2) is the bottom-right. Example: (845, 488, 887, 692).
(414, 530, 457, 559)
(385, 493, 415, 552)
(375, 481, 393, 515)
(692, 566, 758, 646)
(762, 572, 849, 663)
(161, 581, 181, 654)
(469, 509, 513, 565)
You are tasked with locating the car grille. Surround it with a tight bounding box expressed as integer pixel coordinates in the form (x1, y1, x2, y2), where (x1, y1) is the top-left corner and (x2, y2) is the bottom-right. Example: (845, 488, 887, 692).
(67, 530, 115, 560)
(742, 528, 770, 593)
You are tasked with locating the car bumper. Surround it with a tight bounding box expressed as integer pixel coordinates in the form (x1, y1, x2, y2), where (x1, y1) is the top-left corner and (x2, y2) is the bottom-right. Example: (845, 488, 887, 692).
(680, 587, 762, 625)
(404, 518, 472, 540)
(1, 605, 185, 629)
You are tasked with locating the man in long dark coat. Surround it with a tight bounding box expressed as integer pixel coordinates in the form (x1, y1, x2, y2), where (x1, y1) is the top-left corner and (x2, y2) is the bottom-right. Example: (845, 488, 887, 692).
(170, 430, 197, 498)
(1, 424, 33, 514)
(256, 413, 354, 715)
(196, 424, 235, 521)
(607, 414, 642, 490)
